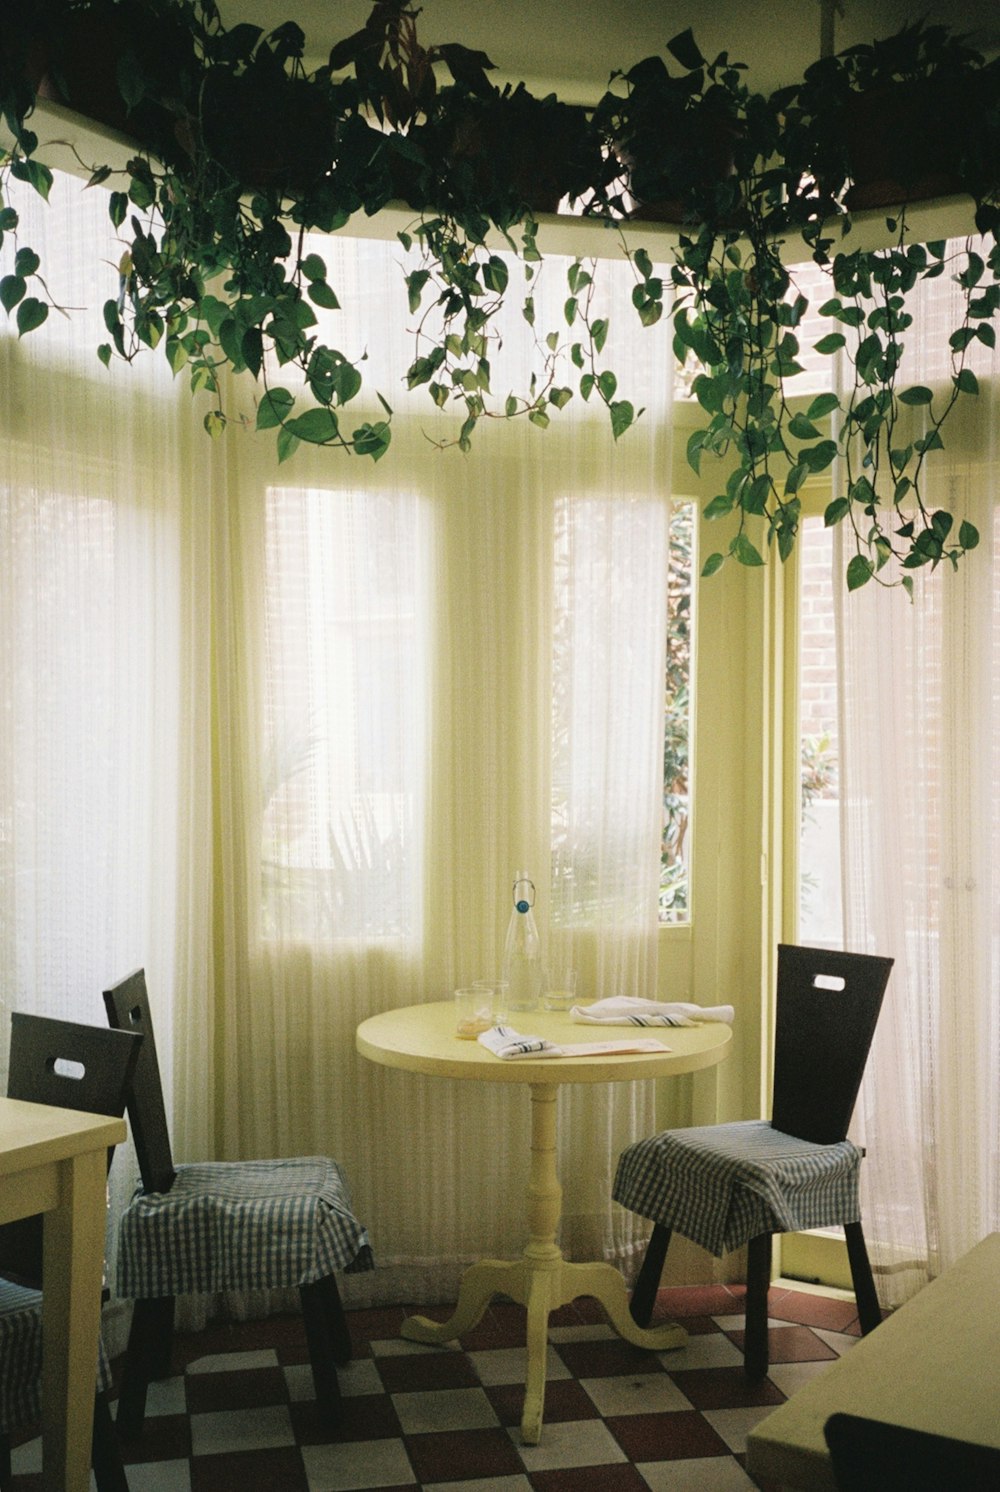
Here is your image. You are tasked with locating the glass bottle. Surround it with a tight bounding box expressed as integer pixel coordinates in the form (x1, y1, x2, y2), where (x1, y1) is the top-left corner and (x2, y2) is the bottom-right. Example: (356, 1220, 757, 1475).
(502, 870, 542, 1012)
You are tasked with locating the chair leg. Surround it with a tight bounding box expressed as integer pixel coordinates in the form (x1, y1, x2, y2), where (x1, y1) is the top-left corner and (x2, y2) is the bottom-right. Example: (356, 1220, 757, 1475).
(316, 1272, 353, 1366)
(91, 1391, 130, 1492)
(744, 1233, 773, 1380)
(116, 1296, 175, 1440)
(300, 1282, 344, 1427)
(844, 1220, 882, 1335)
(629, 1224, 672, 1328)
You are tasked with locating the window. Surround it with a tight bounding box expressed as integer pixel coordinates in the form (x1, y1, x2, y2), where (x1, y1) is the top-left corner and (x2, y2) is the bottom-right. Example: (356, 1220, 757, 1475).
(661, 499, 693, 923)
(798, 514, 841, 944)
(260, 485, 429, 942)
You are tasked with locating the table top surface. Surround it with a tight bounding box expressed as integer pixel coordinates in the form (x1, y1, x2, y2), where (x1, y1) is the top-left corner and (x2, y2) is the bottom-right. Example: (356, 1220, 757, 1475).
(747, 1231, 1000, 1489)
(356, 999, 731, 1085)
(0, 1095, 126, 1175)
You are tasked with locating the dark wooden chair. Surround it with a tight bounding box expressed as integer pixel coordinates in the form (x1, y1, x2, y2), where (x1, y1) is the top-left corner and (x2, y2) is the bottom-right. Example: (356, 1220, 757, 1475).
(104, 969, 372, 1440)
(0, 1012, 142, 1492)
(824, 1412, 1000, 1491)
(615, 944, 894, 1377)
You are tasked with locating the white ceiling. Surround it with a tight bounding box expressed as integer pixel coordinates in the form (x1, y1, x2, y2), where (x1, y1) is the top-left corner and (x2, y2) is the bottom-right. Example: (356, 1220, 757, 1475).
(217, 0, 1000, 99)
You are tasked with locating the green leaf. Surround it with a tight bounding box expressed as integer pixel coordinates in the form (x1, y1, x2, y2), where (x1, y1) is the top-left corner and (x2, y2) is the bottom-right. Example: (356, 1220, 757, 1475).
(16, 297, 47, 336)
(549, 386, 573, 410)
(686, 428, 706, 475)
(97, 343, 112, 367)
(824, 498, 850, 527)
(784, 463, 808, 495)
(564, 296, 578, 326)
(959, 520, 980, 551)
(701, 551, 725, 578)
(610, 400, 634, 440)
(788, 413, 820, 440)
(814, 332, 846, 355)
(204, 410, 226, 439)
(898, 385, 933, 406)
(17, 157, 53, 201)
(287, 408, 342, 444)
(591, 318, 609, 352)
(307, 280, 340, 310)
(353, 421, 391, 460)
(703, 493, 735, 520)
(14, 248, 39, 277)
(666, 27, 705, 71)
(0, 275, 26, 313)
(505, 395, 518, 417)
(732, 533, 765, 567)
(597, 370, 617, 402)
(276, 426, 300, 464)
(955, 367, 979, 396)
(109, 192, 128, 228)
(846, 554, 874, 591)
(806, 392, 840, 421)
(256, 388, 295, 430)
(300, 253, 327, 281)
(483, 256, 508, 294)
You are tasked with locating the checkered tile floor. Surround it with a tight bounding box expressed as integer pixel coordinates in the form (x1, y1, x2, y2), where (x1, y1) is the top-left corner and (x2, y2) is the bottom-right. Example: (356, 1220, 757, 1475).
(9, 1282, 867, 1490)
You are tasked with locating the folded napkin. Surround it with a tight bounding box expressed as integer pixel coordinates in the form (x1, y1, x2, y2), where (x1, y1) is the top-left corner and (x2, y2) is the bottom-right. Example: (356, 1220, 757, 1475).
(570, 996, 734, 1027)
(477, 1025, 563, 1060)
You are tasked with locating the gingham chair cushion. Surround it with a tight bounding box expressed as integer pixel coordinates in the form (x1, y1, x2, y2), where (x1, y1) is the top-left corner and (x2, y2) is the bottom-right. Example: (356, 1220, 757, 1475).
(116, 1156, 373, 1298)
(0, 1280, 111, 1432)
(613, 1119, 862, 1258)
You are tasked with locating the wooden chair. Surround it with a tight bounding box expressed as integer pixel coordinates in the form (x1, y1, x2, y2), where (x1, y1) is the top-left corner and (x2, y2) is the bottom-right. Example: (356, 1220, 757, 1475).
(824, 1412, 1000, 1491)
(0, 1013, 142, 1492)
(104, 969, 372, 1439)
(615, 944, 894, 1377)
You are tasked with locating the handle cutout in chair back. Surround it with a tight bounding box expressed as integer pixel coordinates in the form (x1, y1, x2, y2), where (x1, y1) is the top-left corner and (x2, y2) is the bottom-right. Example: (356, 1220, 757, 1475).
(813, 973, 845, 991)
(49, 1055, 87, 1081)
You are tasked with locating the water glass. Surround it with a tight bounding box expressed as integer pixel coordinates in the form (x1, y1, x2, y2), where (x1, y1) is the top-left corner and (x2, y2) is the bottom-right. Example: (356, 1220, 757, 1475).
(542, 967, 578, 1011)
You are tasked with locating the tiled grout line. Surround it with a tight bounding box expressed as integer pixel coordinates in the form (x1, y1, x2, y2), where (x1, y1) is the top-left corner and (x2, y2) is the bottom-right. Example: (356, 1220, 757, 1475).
(8, 1285, 863, 1490)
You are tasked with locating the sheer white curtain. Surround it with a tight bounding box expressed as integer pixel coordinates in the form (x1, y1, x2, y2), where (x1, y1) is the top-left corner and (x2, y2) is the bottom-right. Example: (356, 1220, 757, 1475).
(212, 232, 675, 1304)
(3, 156, 677, 1318)
(0, 168, 215, 1345)
(834, 241, 1000, 1305)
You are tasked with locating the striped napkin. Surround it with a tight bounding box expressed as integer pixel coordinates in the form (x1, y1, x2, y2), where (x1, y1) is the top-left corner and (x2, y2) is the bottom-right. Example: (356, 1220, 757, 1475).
(570, 997, 734, 1027)
(477, 1025, 563, 1059)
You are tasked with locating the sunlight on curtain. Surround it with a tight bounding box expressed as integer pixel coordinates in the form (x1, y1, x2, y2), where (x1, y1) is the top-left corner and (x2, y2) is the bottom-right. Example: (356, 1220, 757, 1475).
(834, 240, 1000, 1305)
(0, 169, 213, 1346)
(215, 231, 674, 1301)
(2, 160, 676, 1315)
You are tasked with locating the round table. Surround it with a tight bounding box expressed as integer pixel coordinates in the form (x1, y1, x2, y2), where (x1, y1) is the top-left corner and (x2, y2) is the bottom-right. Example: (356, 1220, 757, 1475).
(356, 999, 731, 1443)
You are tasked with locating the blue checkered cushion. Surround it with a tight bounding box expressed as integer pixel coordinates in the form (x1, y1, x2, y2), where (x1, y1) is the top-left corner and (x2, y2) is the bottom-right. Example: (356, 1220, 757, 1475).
(613, 1119, 862, 1257)
(116, 1156, 373, 1298)
(0, 1280, 111, 1432)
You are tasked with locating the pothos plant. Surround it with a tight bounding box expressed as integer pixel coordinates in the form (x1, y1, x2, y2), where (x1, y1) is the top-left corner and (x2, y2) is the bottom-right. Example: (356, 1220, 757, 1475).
(597, 24, 1000, 591)
(1, 0, 634, 467)
(3, 5, 1000, 589)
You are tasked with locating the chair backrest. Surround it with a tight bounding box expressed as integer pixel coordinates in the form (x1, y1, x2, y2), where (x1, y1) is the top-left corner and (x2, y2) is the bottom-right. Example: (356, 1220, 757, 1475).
(770, 943, 893, 1146)
(103, 969, 177, 1194)
(824, 1412, 1000, 1491)
(1, 1012, 143, 1284)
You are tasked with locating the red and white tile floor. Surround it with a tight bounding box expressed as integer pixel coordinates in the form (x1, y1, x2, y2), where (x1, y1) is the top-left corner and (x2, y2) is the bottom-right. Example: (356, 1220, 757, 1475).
(10, 1283, 866, 1490)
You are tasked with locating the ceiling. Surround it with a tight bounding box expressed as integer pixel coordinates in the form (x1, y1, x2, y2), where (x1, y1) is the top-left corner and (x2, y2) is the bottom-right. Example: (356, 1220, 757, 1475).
(217, 0, 1000, 99)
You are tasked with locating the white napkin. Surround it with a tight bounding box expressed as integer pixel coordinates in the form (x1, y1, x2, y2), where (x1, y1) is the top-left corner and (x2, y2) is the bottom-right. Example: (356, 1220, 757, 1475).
(477, 1024, 563, 1059)
(570, 996, 734, 1027)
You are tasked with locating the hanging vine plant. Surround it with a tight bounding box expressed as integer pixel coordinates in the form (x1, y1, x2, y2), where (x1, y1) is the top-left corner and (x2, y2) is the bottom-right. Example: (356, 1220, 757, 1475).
(2, 3, 1000, 587)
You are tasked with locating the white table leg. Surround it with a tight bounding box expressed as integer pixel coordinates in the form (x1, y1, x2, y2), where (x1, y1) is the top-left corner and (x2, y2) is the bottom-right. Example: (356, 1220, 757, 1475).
(402, 1082, 687, 1443)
